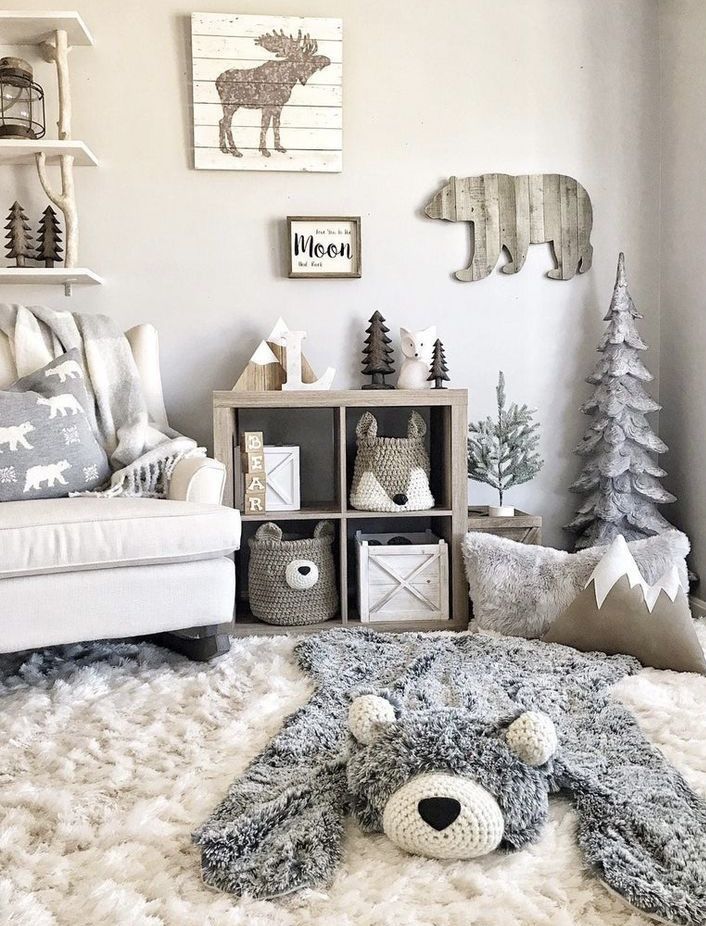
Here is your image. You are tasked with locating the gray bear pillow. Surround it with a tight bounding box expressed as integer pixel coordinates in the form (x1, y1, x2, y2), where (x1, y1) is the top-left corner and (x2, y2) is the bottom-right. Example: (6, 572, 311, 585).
(0, 349, 110, 501)
(462, 530, 691, 638)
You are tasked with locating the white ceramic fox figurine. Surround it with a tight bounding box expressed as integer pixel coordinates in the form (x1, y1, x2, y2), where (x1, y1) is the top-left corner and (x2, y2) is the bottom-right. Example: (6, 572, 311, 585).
(397, 326, 436, 390)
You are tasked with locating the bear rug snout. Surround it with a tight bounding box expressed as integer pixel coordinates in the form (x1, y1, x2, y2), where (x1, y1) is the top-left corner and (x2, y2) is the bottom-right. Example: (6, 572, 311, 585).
(382, 772, 505, 860)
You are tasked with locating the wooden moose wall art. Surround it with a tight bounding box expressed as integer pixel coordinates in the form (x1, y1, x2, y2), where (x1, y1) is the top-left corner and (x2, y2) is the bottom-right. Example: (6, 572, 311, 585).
(424, 174, 593, 281)
(191, 13, 342, 172)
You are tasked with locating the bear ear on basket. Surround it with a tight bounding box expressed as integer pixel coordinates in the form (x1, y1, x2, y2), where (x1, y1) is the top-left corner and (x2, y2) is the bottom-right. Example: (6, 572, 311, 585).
(255, 522, 283, 543)
(314, 520, 335, 539)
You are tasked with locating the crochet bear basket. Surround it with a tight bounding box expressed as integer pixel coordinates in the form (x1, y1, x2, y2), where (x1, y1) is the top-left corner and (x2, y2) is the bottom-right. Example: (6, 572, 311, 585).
(349, 411, 434, 512)
(195, 630, 706, 925)
(248, 521, 338, 625)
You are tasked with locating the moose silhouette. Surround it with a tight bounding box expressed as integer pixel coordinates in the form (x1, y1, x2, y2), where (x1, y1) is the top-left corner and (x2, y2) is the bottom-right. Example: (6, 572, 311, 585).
(216, 30, 331, 158)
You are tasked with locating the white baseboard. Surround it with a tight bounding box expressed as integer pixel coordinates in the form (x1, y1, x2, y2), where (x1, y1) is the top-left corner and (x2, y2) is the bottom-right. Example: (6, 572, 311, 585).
(690, 595, 706, 619)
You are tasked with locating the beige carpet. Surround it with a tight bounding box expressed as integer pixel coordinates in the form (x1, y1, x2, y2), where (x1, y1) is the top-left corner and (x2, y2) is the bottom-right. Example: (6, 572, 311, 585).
(1, 626, 705, 926)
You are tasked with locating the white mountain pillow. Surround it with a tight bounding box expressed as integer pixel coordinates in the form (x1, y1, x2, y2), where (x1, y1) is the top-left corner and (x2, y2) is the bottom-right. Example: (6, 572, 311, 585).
(543, 536, 706, 675)
(0, 349, 110, 501)
(462, 530, 690, 638)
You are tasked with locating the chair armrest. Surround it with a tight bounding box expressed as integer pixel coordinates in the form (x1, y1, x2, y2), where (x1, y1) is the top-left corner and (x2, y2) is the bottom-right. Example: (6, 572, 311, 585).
(168, 456, 227, 504)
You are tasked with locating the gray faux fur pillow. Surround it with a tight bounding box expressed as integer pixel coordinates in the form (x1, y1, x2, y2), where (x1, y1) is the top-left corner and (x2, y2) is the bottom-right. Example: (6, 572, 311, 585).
(462, 530, 690, 638)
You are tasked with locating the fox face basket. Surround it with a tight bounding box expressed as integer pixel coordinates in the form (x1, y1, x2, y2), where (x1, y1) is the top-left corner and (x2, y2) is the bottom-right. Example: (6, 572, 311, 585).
(350, 411, 434, 512)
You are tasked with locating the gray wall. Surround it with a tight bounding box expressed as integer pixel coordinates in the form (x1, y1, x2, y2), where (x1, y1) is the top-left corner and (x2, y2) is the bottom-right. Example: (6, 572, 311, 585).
(0, 0, 662, 548)
(659, 0, 706, 582)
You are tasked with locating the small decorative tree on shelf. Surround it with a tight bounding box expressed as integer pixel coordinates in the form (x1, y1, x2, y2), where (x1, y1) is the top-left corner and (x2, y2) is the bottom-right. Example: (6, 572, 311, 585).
(468, 371, 543, 516)
(427, 338, 450, 389)
(36, 205, 63, 268)
(361, 310, 395, 390)
(4, 201, 33, 268)
(566, 252, 676, 549)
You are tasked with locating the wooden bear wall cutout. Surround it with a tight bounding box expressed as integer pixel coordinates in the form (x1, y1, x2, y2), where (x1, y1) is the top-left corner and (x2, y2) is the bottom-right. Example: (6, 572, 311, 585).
(424, 174, 593, 281)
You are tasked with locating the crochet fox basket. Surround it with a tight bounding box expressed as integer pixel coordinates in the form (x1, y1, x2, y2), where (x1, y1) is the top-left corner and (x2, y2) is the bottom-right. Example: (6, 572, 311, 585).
(349, 411, 434, 513)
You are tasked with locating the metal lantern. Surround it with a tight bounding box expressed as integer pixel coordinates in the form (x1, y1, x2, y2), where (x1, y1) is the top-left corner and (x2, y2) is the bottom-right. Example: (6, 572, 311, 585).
(0, 57, 45, 140)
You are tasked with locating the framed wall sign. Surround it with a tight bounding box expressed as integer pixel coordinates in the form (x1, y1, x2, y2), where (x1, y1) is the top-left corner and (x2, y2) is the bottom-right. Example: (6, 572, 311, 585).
(287, 216, 361, 278)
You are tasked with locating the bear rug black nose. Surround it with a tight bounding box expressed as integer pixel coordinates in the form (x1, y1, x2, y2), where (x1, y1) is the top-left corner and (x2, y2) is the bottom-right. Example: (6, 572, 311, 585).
(417, 797, 461, 831)
(392, 493, 408, 506)
(298, 565, 311, 575)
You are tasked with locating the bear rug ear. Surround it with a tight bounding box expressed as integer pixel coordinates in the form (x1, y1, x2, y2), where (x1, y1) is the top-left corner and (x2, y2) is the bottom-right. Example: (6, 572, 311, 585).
(348, 694, 396, 745)
(505, 711, 558, 767)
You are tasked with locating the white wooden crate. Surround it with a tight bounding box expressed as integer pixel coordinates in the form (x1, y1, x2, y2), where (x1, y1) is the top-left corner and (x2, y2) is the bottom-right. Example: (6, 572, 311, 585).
(264, 446, 301, 511)
(356, 530, 449, 623)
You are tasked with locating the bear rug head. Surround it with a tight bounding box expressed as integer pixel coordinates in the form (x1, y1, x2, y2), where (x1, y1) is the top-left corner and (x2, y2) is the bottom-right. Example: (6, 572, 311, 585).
(347, 694, 557, 860)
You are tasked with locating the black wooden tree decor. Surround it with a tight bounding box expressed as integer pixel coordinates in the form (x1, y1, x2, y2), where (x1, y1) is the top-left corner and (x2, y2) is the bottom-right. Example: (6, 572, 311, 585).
(428, 338, 450, 389)
(361, 310, 395, 389)
(4, 201, 33, 267)
(36, 205, 63, 268)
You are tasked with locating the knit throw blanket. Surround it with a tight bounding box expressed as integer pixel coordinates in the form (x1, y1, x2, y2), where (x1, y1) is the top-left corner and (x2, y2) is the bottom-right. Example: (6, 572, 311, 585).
(0, 304, 202, 497)
(195, 630, 706, 924)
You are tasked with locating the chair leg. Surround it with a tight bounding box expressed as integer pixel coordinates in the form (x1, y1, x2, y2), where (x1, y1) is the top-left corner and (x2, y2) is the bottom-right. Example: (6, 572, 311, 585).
(151, 625, 231, 662)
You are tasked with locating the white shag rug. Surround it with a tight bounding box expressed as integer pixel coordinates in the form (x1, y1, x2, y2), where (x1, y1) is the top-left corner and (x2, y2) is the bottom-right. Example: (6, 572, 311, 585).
(2, 625, 706, 926)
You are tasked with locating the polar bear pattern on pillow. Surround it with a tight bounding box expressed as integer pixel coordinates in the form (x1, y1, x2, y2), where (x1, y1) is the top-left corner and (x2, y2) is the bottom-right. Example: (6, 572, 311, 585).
(0, 349, 110, 501)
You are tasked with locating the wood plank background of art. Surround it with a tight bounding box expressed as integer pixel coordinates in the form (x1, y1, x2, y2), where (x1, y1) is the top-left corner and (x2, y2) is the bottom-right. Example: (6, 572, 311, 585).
(191, 12, 342, 172)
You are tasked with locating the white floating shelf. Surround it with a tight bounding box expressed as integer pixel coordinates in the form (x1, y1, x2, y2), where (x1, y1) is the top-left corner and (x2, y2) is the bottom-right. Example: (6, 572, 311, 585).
(0, 267, 103, 286)
(0, 139, 98, 166)
(0, 11, 93, 46)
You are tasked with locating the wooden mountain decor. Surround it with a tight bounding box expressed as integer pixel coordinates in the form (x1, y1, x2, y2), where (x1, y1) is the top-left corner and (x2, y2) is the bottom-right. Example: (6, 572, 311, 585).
(424, 174, 593, 282)
(4, 201, 34, 267)
(36, 205, 63, 268)
(361, 310, 395, 390)
(233, 317, 322, 391)
(428, 338, 450, 389)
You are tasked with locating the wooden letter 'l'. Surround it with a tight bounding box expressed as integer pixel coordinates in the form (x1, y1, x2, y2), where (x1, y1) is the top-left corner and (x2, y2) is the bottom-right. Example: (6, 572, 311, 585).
(281, 330, 336, 390)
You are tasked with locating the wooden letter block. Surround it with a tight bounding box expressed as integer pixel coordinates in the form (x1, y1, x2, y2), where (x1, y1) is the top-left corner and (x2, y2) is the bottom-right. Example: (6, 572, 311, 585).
(245, 492, 266, 513)
(240, 431, 264, 453)
(245, 473, 267, 494)
(243, 450, 265, 473)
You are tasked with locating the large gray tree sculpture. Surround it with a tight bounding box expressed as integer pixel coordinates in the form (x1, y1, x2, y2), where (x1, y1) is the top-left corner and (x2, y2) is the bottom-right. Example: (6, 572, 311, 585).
(567, 253, 675, 549)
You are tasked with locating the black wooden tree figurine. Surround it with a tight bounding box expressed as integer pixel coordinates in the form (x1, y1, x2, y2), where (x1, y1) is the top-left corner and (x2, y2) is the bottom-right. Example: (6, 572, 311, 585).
(427, 338, 450, 389)
(36, 205, 63, 268)
(4, 202, 33, 268)
(361, 310, 395, 389)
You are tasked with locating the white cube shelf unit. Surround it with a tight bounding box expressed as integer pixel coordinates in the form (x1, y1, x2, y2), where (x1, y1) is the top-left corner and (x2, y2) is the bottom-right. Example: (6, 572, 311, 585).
(213, 388, 469, 636)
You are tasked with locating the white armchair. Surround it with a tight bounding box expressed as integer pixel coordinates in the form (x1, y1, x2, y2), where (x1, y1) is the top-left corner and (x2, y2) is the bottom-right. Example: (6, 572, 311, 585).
(0, 323, 240, 660)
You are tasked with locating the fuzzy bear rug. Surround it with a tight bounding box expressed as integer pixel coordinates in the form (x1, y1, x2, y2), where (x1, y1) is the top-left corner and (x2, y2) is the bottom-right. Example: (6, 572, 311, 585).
(1, 625, 705, 926)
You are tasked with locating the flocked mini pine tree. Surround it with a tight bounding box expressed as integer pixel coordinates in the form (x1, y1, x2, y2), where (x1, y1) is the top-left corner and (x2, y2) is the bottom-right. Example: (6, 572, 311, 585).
(468, 370, 543, 509)
(567, 253, 676, 549)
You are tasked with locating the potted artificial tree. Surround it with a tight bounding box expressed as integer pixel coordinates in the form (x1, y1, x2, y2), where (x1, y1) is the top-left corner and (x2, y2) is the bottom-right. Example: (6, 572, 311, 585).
(467, 371, 543, 517)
